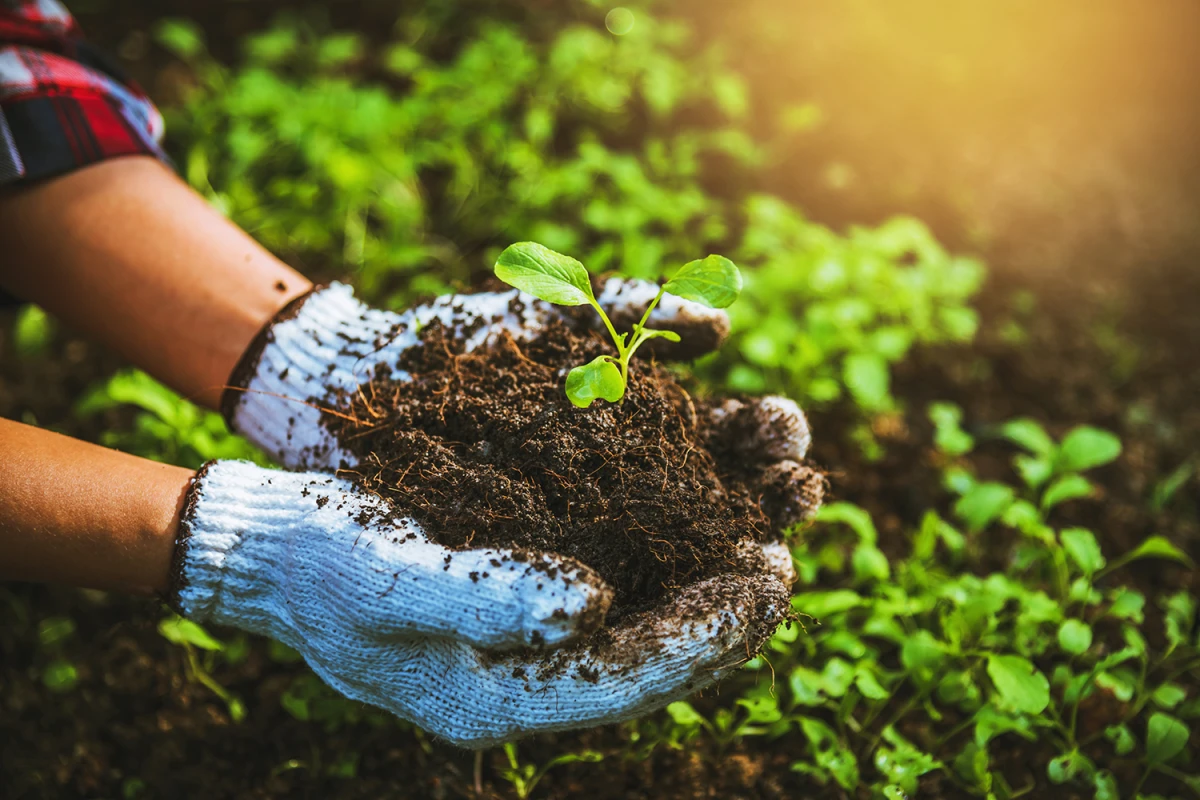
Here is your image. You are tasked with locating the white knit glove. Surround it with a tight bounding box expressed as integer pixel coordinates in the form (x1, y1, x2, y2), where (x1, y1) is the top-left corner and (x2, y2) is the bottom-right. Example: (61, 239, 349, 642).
(199, 280, 822, 746)
(171, 460, 800, 748)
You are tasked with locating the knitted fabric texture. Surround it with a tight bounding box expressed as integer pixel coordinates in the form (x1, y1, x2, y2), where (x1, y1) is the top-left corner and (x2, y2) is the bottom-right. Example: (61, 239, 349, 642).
(177, 460, 788, 747)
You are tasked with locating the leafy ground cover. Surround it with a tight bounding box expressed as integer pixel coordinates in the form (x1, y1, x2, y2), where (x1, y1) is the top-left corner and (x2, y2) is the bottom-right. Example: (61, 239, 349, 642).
(2, 1, 1198, 797)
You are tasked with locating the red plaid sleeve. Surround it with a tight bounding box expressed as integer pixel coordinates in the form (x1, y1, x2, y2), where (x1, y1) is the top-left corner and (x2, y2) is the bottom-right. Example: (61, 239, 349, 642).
(0, 0, 167, 185)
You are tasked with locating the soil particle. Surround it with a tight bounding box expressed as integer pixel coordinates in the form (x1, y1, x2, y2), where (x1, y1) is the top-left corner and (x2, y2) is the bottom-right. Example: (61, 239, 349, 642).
(324, 319, 819, 620)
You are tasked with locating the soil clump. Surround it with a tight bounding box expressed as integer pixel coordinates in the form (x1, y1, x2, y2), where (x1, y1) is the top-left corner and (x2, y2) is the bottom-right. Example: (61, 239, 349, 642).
(324, 319, 789, 621)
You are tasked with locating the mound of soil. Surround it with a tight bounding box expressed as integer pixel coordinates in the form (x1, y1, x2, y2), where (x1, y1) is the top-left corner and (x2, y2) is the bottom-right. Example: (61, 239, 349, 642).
(323, 318, 793, 621)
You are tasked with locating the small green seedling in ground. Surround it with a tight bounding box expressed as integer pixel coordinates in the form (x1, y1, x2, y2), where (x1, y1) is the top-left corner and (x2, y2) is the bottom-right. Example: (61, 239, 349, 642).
(493, 241, 742, 408)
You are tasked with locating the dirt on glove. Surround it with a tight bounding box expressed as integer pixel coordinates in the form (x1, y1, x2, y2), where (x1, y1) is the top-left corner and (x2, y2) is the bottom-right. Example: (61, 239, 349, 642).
(323, 310, 823, 622)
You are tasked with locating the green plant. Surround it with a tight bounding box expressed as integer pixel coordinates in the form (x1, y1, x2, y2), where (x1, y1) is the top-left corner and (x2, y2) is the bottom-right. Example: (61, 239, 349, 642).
(492, 241, 741, 407)
(710, 207, 984, 415)
(75, 369, 266, 468)
(663, 691, 787, 753)
(498, 742, 603, 799)
(637, 409, 1198, 798)
(158, 615, 247, 722)
(37, 616, 78, 693)
(11, 304, 54, 358)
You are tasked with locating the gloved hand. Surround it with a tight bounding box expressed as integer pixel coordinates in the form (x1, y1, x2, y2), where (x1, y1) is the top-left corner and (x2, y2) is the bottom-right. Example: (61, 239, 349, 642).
(196, 281, 821, 747)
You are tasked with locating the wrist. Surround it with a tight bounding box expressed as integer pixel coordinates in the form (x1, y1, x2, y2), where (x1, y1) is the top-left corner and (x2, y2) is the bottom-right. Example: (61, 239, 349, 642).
(169, 461, 329, 629)
(222, 283, 403, 468)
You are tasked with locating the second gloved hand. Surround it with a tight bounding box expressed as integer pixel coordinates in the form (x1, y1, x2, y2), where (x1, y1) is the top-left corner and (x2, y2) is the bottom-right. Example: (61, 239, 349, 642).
(170, 460, 795, 747)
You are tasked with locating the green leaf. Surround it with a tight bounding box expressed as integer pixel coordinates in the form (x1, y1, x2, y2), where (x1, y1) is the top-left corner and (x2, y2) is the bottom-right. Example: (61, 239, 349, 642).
(937, 669, 981, 707)
(973, 706, 1036, 746)
(855, 669, 890, 700)
(1096, 669, 1136, 702)
(901, 631, 946, 678)
(1014, 454, 1055, 489)
(737, 691, 783, 724)
(13, 304, 54, 357)
(494, 242, 594, 306)
(1047, 750, 1092, 784)
(1041, 474, 1094, 510)
(999, 418, 1055, 456)
(1091, 770, 1119, 800)
(953, 482, 1015, 533)
(1058, 619, 1093, 655)
(1121, 535, 1194, 568)
(843, 352, 890, 411)
(565, 356, 625, 408)
(158, 617, 225, 651)
(544, 749, 603, 770)
(1104, 724, 1136, 755)
(820, 658, 855, 697)
(637, 329, 682, 344)
(793, 590, 864, 618)
(875, 726, 942, 794)
(1162, 592, 1196, 654)
(986, 654, 1050, 714)
(817, 502, 878, 543)
(280, 687, 310, 721)
(1061, 528, 1106, 575)
(1151, 682, 1187, 710)
(1055, 426, 1121, 474)
(789, 666, 825, 706)
(952, 741, 992, 791)
(1108, 588, 1145, 622)
(155, 19, 206, 60)
(929, 402, 974, 457)
(42, 659, 78, 692)
(666, 701, 704, 727)
(227, 697, 247, 723)
(662, 254, 742, 309)
(1150, 458, 1195, 512)
(268, 640, 302, 663)
(798, 718, 859, 790)
(1145, 712, 1188, 764)
(852, 544, 890, 583)
(37, 617, 75, 647)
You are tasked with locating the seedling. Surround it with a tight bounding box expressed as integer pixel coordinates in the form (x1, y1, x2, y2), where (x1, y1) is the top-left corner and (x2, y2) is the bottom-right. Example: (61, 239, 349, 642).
(493, 242, 742, 408)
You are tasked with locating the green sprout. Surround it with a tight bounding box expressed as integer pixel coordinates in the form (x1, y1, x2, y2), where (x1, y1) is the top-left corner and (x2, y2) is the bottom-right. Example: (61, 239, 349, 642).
(493, 242, 742, 408)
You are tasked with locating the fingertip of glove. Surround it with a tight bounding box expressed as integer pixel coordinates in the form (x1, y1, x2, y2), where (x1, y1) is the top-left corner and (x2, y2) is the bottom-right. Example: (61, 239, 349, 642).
(707, 395, 812, 463)
(585, 572, 789, 671)
(757, 459, 826, 530)
(514, 554, 613, 648)
(735, 539, 798, 588)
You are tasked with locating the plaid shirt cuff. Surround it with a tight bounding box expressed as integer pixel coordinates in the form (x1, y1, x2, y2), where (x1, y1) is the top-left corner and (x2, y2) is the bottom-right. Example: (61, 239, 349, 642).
(0, 1, 168, 185)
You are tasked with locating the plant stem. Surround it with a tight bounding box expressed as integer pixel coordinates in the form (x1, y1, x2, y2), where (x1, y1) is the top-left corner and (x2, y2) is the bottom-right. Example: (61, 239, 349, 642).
(624, 287, 667, 359)
(588, 298, 626, 362)
(633, 286, 667, 335)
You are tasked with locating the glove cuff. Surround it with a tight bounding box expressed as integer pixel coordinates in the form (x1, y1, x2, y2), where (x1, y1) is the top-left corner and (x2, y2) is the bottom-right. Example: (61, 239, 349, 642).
(169, 460, 339, 627)
(223, 282, 402, 468)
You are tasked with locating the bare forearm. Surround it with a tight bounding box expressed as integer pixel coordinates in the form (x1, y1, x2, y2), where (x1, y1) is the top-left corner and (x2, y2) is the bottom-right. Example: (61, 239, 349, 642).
(0, 417, 194, 594)
(0, 156, 312, 410)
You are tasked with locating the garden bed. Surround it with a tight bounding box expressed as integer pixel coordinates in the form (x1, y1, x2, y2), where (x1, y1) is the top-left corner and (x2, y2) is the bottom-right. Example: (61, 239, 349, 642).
(2, 1, 1198, 797)
(3, 259, 1197, 798)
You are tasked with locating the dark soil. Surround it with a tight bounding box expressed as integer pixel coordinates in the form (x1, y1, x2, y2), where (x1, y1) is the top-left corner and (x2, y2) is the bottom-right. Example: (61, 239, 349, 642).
(324, 318, 794, 621)
(2, 3, 1199, 799)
